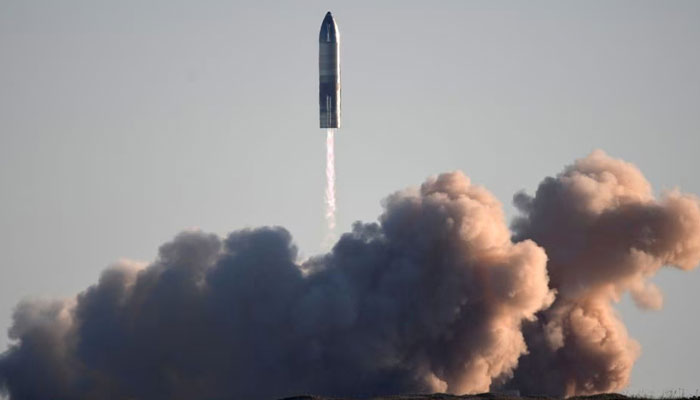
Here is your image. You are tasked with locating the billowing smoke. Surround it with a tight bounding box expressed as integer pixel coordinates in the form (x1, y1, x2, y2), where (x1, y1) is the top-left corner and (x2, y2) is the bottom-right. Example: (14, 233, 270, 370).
(0, 170, 553, 399)
(507, 150, 700, 396)
(1, 151, 699, 400)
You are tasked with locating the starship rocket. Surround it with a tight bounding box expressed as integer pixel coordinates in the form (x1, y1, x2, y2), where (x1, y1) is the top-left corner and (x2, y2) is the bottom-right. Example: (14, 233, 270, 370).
(319, 11, 341, 128)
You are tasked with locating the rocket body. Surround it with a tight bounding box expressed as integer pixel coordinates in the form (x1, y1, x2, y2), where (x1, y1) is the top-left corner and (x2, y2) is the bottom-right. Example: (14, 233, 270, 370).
(319, 12, 341, 129)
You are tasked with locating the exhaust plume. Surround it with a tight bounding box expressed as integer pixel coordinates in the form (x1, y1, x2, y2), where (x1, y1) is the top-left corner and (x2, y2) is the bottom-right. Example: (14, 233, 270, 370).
(325, 128, 336, 238)
(506, 150, 700, 396)
(1, 151, 699, 400)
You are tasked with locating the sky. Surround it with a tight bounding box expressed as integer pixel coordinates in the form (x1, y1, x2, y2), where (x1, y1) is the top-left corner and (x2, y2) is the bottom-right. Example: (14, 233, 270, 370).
(0, 0, 699, 396)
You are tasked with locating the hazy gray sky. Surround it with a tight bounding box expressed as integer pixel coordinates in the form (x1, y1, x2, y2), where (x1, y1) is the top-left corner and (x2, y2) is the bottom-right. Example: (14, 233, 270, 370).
(1, 0, 699, 395)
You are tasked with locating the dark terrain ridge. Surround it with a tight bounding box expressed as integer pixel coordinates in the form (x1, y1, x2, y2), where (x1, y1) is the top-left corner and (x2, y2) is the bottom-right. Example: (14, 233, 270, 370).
(279, 393, 699, 400)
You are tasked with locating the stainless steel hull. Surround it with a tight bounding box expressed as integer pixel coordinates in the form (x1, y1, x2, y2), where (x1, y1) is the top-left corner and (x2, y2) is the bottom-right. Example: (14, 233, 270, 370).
(319, 12, 341, 129)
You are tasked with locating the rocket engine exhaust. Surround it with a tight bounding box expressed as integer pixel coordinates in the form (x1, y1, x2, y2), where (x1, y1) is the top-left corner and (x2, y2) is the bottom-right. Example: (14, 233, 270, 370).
(325, 128, 336, 236)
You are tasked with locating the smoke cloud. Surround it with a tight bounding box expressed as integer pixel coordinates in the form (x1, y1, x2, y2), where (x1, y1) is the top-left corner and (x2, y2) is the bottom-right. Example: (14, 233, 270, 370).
(1, 150, 699, 399)
(507, 150, 700, 396)
(0, 170, 553, 400)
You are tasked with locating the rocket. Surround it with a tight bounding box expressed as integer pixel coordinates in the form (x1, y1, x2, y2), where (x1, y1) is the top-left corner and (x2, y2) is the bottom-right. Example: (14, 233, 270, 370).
(319, 11, 341, 129)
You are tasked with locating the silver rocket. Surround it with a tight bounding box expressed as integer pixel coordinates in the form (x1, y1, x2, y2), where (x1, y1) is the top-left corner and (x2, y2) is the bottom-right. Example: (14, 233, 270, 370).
(319, 11, 341, 129)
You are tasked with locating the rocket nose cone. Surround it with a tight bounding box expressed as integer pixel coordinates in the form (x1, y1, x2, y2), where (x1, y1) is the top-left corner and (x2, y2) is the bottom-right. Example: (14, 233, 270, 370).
(322, 11, 335, 27)
(319, 11, 338, 42)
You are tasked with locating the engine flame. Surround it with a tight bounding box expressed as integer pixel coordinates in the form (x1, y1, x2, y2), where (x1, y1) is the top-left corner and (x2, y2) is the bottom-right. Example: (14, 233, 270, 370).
(325, 128, 336, 239)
